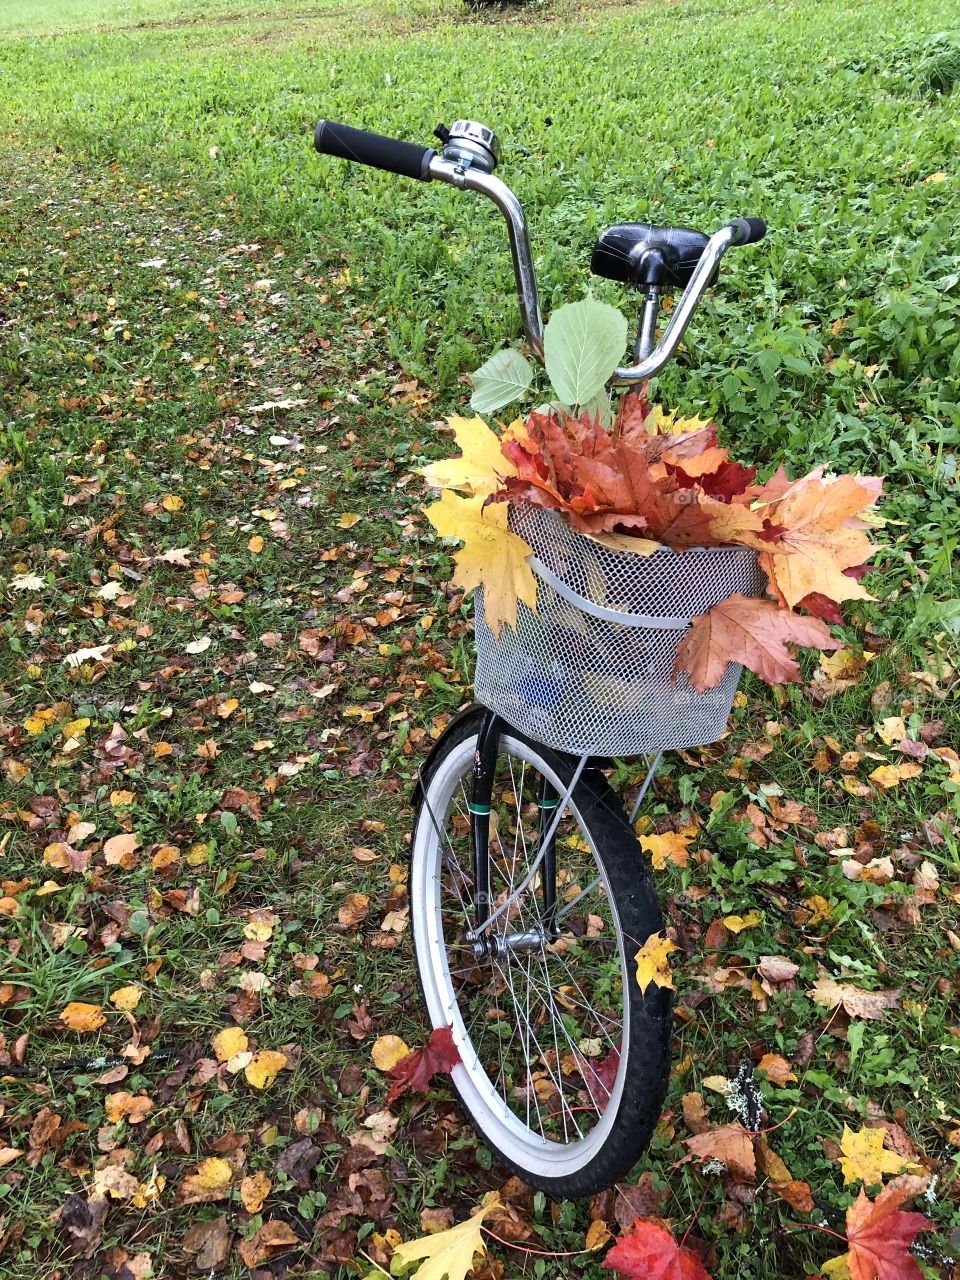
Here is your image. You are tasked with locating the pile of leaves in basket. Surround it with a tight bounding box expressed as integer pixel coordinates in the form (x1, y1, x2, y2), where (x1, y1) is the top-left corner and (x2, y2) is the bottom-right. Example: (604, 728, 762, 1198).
(420, 296, 883, 692)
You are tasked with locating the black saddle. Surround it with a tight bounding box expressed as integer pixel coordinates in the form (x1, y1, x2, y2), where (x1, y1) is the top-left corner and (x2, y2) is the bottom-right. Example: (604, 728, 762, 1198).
(591, 222, 710, 290)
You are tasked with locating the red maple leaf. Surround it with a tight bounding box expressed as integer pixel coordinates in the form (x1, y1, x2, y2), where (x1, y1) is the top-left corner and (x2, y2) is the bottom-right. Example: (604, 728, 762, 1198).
(603, 1218, 712, 1280)
(843, 1185, 932, 1280)
(385, 1025, 461, 1104)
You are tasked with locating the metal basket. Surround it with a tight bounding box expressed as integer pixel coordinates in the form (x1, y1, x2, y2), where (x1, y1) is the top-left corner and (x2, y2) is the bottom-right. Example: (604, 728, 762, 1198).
(474, 505, 767, 757)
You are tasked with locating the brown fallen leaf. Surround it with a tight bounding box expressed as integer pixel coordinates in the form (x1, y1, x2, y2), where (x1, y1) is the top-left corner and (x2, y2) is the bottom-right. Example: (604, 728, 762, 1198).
(683, 1123, 756, 1180)
(338, 893, 370, 927)
(181, 1216, 232, 1272)
(235, 1219, 300, 1268)
(756, 1053, 796, 1086)
(240, 1170, 271, 1214)
(809, 976, 900, 1020)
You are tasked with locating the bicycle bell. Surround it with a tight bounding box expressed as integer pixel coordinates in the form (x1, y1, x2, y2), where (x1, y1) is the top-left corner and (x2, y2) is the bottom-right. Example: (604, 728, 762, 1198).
(434, 120, 500, 173)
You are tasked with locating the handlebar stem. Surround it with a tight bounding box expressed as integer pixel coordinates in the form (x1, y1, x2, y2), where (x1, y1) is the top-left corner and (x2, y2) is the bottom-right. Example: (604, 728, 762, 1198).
(428, 155, 544, 360)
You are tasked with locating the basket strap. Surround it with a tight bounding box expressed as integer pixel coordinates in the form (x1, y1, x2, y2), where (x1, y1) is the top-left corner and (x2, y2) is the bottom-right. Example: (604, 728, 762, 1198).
(527, 556, 692, 630)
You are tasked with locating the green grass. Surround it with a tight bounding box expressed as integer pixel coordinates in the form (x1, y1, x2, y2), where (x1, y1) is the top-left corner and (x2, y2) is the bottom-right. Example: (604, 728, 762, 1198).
(1, 0, 959, 1275)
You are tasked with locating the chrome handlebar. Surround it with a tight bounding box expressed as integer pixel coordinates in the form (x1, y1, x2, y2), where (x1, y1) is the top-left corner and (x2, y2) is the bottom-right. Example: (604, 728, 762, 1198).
(316, 118, 763, 383)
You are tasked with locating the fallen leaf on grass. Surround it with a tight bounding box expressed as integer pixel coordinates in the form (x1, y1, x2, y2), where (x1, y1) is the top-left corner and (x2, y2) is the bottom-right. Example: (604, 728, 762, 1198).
(839, 1125, 922, 1186)
(868, 763, 923, 790)
(386, 1025, 461, 1104)
(371, 1035, 410, 1071)
(104, 1092, 154, 1125)
(235, 1219, 300, 1268)
(634, 933, 678, 992)
(602, 1217, 711, 1279)
(59, 1002, 106, 1033)
(181, 1216, 232, 1272)
(835, 1184, 932, 1280)
(245, 1049, 287, 1089)
(177, 1157, 235, 1204)
(723, 910, 763, 934)
(390, 1195, 500, 1280)
(240, 1171, 271, 1214)
(212, 1027, 248, 1062)
(639, 832, 691, 870)
(338, 893, 369, 926)
(683, 1123, 756, 1180)
(185, 636, 211, 655)
(64, 643, 113, 668)
(756, 1053, 796, 1086)
(809, 977, 900, 1020)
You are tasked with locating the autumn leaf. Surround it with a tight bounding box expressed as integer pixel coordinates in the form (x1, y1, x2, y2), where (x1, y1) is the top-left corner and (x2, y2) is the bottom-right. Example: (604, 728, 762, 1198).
(177, 1156, 235, 1204)
(390, 1195, 500, 1280)
(602, 1217, 712, 1279)
(240, 1170, 271, 1214)
(108, 986, 142, 1011)
(868, 763, 923, 790)
(212, 1026, 248, 1062)
(371, 1034, 410, 1071)
(386, 1024, 461, 1104)
(809, 976, 900, 1020)
(634, 933, 677, 992)
(674, 595, 840, 692)
(639, 832, 690, 870)
(839, 1126, 921, 1186)
(841, 1185, 932, 1280)
(756, 1053, 796, 1086)
(683, 1123, 757, 1180)
(245, 1049, 287, 1089)
(60, 1002, 106, 1033)
(424, 489, 536, 636)
(104, 1092, 154, 1125)
(756, 471, 880, 609)
(419, 415, 518, 499)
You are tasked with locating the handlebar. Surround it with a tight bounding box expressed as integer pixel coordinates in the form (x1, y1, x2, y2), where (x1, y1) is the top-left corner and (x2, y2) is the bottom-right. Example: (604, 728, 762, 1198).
(314, 119, 436, 182)
(314, 117, 766, 380)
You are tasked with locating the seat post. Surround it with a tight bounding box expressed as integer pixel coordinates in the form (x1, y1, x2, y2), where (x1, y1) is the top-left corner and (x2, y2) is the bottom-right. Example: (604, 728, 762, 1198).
(634, 287, 663, 360)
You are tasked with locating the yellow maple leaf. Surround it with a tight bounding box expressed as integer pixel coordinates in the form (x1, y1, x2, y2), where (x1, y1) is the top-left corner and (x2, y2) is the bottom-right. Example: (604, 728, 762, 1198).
(424, 490, 536, 637)
(371, 1034, 410, 1071)
(418, 415, 518, 499)
(838, 1124, 920, 1185)
(212, 1026, 249, 1063)
(639, 831, 690, 871)
(391, 1195, 500, 1280)
(245, 1050, 287, 1089)
(634, 932, 678, 992)
(59, 1002, 106, 1032)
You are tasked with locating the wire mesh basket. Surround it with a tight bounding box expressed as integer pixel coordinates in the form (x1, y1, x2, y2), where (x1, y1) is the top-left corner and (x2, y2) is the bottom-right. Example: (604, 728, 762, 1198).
(474, 504, 767, 757)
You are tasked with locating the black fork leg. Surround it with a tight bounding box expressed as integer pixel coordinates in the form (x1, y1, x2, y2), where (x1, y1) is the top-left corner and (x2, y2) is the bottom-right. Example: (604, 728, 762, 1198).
(539, 775, 559, 942)
(470, 711, 502, 945)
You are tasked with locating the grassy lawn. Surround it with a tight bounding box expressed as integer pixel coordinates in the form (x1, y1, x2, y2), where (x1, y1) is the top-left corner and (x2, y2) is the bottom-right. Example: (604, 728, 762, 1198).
(1, 0, 959, 1276)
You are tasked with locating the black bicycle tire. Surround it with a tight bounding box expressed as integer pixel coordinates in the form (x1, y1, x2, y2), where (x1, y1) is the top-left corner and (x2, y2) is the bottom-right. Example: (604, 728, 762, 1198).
(411, 708, 672, 1198)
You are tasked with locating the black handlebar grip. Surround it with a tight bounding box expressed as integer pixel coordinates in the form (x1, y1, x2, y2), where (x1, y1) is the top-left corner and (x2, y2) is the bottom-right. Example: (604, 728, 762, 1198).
(314, 120, 435, 181)
(730, 217, 767, 245)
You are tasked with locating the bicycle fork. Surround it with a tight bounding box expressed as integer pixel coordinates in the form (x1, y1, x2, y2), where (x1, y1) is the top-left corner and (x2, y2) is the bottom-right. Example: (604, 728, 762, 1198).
(468, 710, 561, 956)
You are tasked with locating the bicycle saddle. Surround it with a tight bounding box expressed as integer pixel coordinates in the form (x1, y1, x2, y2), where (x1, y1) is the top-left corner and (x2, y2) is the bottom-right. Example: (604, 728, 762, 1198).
(591, 222, 711, 289)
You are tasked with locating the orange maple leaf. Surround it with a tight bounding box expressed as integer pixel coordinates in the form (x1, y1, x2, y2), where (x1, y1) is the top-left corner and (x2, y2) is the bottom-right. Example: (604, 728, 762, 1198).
(843, 1185, 931, 1280)
(756, 471, 881, 609)
(674, 595, 840, 692)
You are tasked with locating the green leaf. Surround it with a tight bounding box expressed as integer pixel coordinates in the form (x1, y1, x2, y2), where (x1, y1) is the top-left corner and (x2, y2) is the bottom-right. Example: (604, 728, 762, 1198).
(469, 347, 534, 414)
(543, 297, 627, 407)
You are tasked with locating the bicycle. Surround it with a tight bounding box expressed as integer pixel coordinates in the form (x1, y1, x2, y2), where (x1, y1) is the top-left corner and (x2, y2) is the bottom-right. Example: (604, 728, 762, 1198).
(314, 117, 767, 1197)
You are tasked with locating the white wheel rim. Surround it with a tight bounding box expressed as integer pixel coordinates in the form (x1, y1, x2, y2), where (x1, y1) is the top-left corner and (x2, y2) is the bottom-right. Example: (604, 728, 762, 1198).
(411, 731, 631, 1178)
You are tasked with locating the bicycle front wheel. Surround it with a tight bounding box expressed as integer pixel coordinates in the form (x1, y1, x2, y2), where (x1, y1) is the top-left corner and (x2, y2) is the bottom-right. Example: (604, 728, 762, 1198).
(410, 710, 671, 1197)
